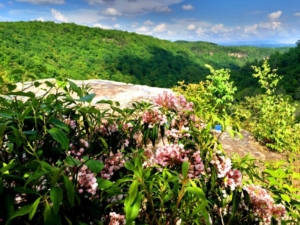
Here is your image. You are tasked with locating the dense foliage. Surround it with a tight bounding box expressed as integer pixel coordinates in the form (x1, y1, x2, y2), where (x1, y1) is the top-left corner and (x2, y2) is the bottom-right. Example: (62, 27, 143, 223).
(0, 75, 299, 225)
(232, 41, 300, 100)
(0, 21, 289, 88)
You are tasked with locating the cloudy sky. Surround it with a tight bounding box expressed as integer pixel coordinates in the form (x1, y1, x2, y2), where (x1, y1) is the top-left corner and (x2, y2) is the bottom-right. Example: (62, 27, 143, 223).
(1, 0, 300, 44)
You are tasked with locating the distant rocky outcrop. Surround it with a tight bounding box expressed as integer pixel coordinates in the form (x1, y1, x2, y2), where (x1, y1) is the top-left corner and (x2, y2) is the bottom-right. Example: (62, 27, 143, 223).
(228, 52, 248, 58)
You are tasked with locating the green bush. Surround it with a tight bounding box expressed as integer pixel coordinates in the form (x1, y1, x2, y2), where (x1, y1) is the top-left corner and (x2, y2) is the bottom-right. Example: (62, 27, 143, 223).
(0, 79, 298, 224)
(236, 60, 300, 152)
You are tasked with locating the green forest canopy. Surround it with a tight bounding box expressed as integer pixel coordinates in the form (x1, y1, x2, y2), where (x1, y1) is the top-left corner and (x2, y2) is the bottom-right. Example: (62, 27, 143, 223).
(0, 21, 290, 89)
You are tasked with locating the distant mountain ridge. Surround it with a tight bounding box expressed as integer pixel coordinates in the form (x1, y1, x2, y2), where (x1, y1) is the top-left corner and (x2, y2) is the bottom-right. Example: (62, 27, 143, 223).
(218, 41, 296, 48)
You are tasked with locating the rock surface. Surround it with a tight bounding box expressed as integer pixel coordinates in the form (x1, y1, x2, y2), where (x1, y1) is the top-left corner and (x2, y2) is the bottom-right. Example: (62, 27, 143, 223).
(15, 79, 287, 163)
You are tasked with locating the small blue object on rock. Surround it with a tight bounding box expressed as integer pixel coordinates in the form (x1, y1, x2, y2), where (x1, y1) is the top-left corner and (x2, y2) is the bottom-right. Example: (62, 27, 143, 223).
(214, 124, 222, 131)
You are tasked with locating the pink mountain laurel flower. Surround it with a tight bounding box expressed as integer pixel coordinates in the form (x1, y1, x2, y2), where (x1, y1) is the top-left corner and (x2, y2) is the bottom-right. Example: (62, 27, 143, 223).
(210, 154, 232, 178)
(224, 169, 242, 190)
(108, 212, 126, 225)
(154, 91, 193, 111)
(243, 184, 287, 225)
(142, 109, 167, 126)
(100, 151, 125, 180)
(188, 151, 205, 178)
(153, 144, 190, 168)
(75, 165, 98, 196)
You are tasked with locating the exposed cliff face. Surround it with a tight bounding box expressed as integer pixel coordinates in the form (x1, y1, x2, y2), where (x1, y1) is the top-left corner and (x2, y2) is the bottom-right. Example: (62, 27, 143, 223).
(228, 52, 248, 58)
(14, 79, 286, 163)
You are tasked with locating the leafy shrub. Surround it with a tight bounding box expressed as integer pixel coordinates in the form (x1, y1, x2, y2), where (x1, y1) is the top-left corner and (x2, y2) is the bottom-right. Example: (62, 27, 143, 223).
(0, 79, 298, 224)
(236, 60, 300, 152)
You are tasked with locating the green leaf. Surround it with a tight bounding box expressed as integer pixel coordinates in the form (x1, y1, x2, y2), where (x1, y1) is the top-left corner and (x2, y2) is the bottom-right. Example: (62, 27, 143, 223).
(182, 161, 189, 179)
(14, 187, 39, 195)
(49, 118, 70, 132)
(50, 167, 60, 188)
(0, 123, 7, 147)
(0, 110, 16, 119)
(22, 130, 38, 135)
(125, 192, 142, 224)
(3, 193, 14, 221)
(29, 197, 42, 220)
(7, 84, 17, 92)
(64, 156, 81, 166)
(0, 178, 3, 194)
(128, 180, 139, 206)
(48, 127, 69, 150)
(280, 194, 291, 203)
(97, 178, 113, 189)
(85, 160, 104, 173)
(6, 204, 31, 224)
(63, 175, 75, 207)
(25, 171, 49, 187)
(111, 106, 124, 115)
(98, 136, 108, 150)
(44, 202, 55, 225)
(20, 105, 33, 121)
(69, 80, 82, 97)
(78, 94, 95, 103)
(50, 187, 63, 214)
(6, 91, 35, 98)
(95, 99, 113, 105)
(186, 187, 207, 201)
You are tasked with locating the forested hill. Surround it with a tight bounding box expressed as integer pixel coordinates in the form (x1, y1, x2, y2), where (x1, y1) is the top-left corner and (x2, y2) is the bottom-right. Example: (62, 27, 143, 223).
(0, 21, 290, 88)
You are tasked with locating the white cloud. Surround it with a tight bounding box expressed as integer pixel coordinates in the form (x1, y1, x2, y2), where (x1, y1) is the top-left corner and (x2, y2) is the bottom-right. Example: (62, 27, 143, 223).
(244, 21, 281, 35)
(136, 26, 149, 32)
(154, 6, 171, 13)
(114, 24, 120, 29)
(0, 3, 4, 8)
(51, 8, 68, 22)
(131, 22, 139, 28)
(182, 4, 194, 10)
(16, 0, 64, 4)
(36, 17, 45, 22)
(88, 0, 105, 5)
(66, 9, 105, 24)
(167, 30, 177, 36)
(244, 24, 258, 34)
(294, 12, 300, 17)
(93, 23, 112, 29)
(87, 0, 183, 16)
(196, 27, 204, 35)
(102, 8, 121, 16)
(211, 24, 228, 33)
(268, 11, 282, 21)
(144, 20, 154, 26)
(186, 24, 196, 31)
(259, 21, 281, 30)
(153, 23, 167, 32)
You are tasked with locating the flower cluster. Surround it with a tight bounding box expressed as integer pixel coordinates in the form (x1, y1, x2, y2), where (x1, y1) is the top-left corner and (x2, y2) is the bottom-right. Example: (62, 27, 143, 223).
(211, 153, 242, 190)
(188, 151, 205, 178)
(224, 169, 242, 190)
(100, 151, 125, 180)
(210, 154, 232, 178)
(166, 127, 191, 143)
(154, 91, 193, 111)
(62, 116, 77, 129)
(108, 212, 126, 225)
(154, 144, 190, 167)
(142, 109, 167, 126)
(68, 139, 89, 160)
(75, 165, 98, 197)
(244, 184, 287, 224)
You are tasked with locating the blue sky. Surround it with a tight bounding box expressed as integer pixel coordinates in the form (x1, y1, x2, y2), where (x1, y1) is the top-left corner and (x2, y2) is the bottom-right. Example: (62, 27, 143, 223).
(1, 0, 300, 44)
